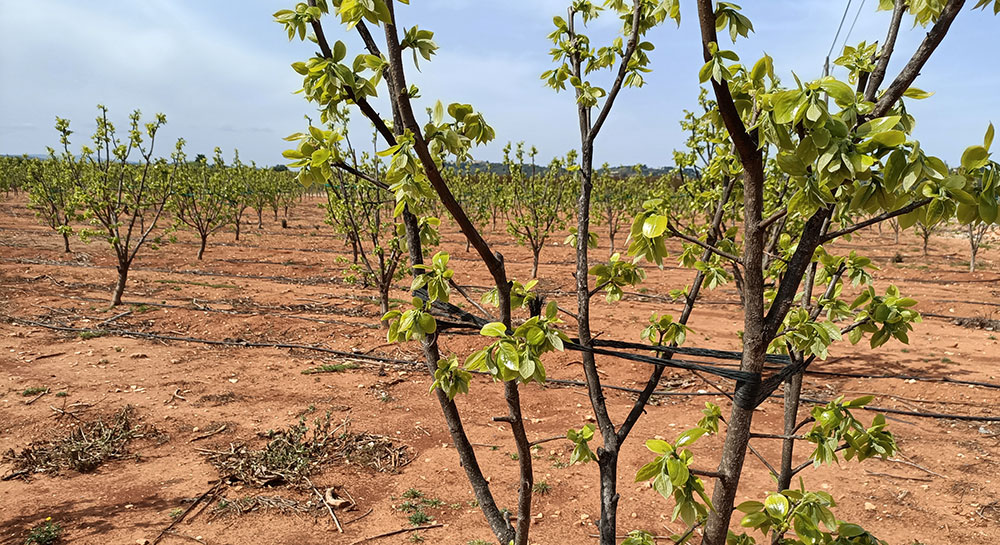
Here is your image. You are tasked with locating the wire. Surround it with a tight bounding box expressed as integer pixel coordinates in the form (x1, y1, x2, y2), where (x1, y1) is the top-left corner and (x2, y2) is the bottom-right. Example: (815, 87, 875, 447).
(827, 0, 855, 61)
(841, 0, 867, 52)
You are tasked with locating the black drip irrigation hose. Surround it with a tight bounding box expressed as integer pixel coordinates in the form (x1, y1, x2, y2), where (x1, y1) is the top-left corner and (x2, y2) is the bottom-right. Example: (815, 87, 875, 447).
(7, 318, 415, 366)
(9, 317, 1000, 422)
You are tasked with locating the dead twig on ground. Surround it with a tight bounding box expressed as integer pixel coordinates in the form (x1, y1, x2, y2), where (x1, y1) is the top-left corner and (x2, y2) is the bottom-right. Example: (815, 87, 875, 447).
(189, 425, 227, 443)
(347, 524, 443, 545)
(151, 481, 222, 545)
(97, 310, 132, 327)
(32, 352, 65, 361)
(884, 457, 947, 479)
(165, 388, 188, 405)
(306, 476, 342, 532)
(864, 470, 933, 482)
(23, 388, 50, 405)
(344, 507, 373, 525)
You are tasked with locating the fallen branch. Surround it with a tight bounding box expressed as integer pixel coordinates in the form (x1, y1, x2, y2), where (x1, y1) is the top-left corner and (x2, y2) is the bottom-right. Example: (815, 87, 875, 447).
(189, 425, 227, 443)
(864, 470, 932, 482)
(151, 481, 223, 545)
(33, 352, 65, 361)
(885, 457, 948, 479)
(23, 389, 50, 405)
(307, 476, 343, 532)
(344, 507, 374, 526)
(528, 435, 565, 447)
(97, 310, 132, 327)
(347, 524, 444, 545)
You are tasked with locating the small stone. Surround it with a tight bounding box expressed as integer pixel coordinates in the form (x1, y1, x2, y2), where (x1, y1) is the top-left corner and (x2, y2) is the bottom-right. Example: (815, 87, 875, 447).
(864, 502, 877, 511)
(228, 378, 238, 383)
(580, 513, 589, 520)
(630, 512, 637, 518)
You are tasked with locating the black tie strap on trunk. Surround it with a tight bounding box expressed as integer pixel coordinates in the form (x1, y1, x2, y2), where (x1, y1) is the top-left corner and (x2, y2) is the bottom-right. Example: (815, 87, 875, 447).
(734, 372, 764, 410)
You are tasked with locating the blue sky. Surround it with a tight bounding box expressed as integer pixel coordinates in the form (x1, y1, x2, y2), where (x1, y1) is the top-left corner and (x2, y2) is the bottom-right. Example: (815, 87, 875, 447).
(1, 1, 996, 167)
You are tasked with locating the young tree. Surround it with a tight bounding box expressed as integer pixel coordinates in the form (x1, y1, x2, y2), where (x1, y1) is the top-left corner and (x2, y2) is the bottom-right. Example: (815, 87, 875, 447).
(677, 2, 1000, 542)
(274, 2, 1000, 545)
(958, 160, 998, 271)
(248, 166, 274, 229)
(70, 105, 183, 306)
(592, 164, 642, 256)
(25, 122, 81, 253)
(171, 148, 235, 260)
(228, 152, 253, 242)
(0, 155, 32, 197)
(504, 142, 570, 278)
(314, 121, 408, 321)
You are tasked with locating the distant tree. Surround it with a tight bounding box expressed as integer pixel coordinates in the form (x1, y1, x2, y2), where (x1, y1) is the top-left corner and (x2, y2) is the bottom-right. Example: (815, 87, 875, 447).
(71, 105, 182, 306)
(228, 153, 252, 241)
(290, 119, 410, 323)
(0, 155, 31, 196)
(959, 161, 999, 271)
(504, 143, 570, 278)
(171, 147, 234, 259)
(25, 122, 82, 252)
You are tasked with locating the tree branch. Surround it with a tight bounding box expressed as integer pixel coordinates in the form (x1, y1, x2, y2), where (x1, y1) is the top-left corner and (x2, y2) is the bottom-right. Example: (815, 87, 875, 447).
(822, 198, 931, 242)
(667, 223, 742, 264)
(864, 0, 906, 102)
(587, 0, 643, 145)
(870, 0, 966, 118)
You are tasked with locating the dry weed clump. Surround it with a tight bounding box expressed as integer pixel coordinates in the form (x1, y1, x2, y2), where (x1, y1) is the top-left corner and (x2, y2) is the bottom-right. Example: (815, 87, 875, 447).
(203, 415, 410, 488)
(209, 494, 312, 519)
(2, 406, 156, 480)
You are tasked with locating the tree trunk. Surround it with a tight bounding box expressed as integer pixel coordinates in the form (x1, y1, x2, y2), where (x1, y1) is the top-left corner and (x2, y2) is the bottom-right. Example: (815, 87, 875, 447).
(111, 263, 129, 307)
(379, 285, 391, 328)
(970, 246, 978, 272)
(62, 232, 71, 253)
(197, 234, 208, 260)
(608, 232, 616, 257)
(531, 246, 541, 278)
(257, 209, 263, 228)
(702, 157, 768, 545)
(922, 232, 930, 255)
(776, 371, 803, 492)
(235, 217, 242, 241)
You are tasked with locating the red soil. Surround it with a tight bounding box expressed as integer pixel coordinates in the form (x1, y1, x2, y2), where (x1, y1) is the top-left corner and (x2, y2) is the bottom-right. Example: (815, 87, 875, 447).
(1, 194, 998, 544)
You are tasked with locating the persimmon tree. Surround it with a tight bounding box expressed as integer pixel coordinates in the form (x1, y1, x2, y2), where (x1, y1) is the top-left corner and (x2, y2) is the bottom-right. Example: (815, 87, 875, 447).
(273, 2, 1000, 545)
(503, 142, 571, 278)
(543, 1, 999, 544)
(592, 164, 643, 256)
(228, 152, 253, 242)
(1, 155, 31, 196)
(298, 118, 410, 321)
(171, 147, 234, 260)
(675, 1, 1000, 543)
(68, 105, 183, 306)
(25, 121, 82, 253)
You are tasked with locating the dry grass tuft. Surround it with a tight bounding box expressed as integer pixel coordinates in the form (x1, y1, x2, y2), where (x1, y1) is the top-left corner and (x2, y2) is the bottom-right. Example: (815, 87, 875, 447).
(202, 415, 409, 488)
(2, 406, 156, 479)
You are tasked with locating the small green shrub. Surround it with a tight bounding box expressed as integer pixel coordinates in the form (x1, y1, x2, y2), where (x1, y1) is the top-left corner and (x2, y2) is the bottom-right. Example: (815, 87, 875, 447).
(25, 518, 62, 545)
